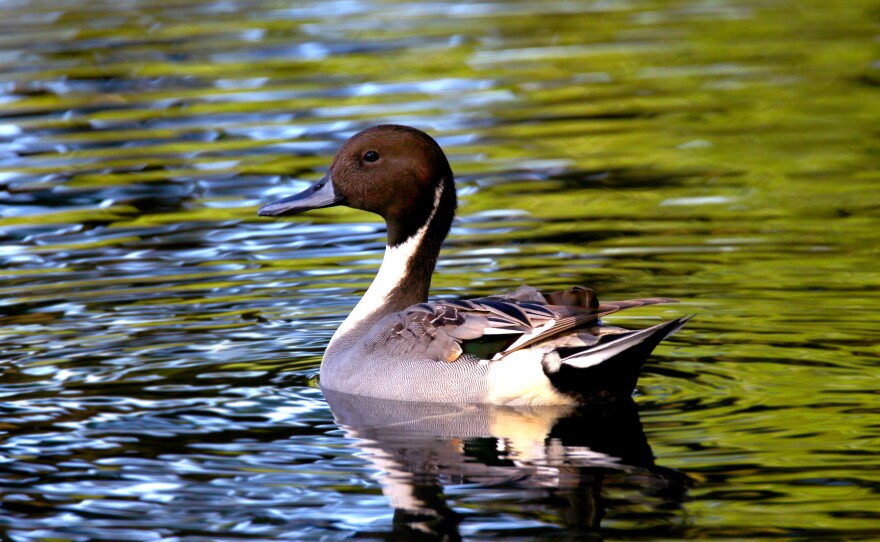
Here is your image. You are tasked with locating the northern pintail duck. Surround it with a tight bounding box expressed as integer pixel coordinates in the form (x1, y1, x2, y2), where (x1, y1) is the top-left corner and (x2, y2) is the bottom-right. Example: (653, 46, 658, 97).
(259, 125, 689, 405)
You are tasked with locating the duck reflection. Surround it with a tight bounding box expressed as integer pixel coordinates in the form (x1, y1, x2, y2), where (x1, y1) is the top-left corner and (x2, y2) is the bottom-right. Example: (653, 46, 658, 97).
(324, 390, 690, 540)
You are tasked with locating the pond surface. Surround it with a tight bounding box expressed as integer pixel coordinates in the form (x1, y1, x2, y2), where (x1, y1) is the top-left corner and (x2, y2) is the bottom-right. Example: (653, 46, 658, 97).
(1, 0, 879, 540)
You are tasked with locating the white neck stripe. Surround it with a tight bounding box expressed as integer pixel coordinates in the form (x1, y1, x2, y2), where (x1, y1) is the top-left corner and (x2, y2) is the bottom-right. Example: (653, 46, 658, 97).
(330, 182, 445, 344)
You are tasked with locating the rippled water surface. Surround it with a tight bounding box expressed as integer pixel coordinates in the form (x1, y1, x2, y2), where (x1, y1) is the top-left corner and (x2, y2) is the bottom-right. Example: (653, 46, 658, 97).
(1, 0, 879, 540)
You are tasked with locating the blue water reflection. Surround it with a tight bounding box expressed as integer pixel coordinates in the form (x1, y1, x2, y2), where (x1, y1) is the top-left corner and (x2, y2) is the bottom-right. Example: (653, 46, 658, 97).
(2, 0, 879, 539)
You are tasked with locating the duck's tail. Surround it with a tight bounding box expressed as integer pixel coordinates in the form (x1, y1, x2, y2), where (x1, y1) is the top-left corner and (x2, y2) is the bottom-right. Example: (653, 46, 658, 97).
(545, 316, 692, 402)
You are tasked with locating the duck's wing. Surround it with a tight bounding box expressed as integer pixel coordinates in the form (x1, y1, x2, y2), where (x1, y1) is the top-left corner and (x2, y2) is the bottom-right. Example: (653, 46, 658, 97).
(496, 296, 678, 357)
(363, 287, 678, 363)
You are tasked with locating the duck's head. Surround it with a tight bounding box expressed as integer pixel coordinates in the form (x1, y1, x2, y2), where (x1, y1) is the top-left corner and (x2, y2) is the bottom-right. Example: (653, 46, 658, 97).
(259, 124, 457, 247)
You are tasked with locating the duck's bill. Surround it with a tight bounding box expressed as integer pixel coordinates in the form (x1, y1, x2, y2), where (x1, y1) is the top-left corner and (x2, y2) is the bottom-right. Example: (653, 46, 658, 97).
(258, 175, 344, 217)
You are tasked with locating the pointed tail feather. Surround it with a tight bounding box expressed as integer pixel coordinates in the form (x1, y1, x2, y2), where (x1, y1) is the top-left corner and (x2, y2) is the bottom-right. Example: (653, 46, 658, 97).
(548, 315, 692, 401)
(562, 316, 691, 368)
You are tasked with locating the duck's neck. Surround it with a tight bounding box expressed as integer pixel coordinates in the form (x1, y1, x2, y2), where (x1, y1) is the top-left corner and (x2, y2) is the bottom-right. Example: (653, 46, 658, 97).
(328, 181, 454, 352)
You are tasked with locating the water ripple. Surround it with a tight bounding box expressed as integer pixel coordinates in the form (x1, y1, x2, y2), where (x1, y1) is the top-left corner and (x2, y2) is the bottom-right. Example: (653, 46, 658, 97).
(0, 0, 879, 539)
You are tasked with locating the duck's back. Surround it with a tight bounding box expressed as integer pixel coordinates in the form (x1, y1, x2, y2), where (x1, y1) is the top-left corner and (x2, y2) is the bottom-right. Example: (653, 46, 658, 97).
(319, 286, 688, 406)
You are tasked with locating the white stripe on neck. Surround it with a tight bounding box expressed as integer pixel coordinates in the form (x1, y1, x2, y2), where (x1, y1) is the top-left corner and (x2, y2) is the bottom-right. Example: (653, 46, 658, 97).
(330, 182, 445, 345)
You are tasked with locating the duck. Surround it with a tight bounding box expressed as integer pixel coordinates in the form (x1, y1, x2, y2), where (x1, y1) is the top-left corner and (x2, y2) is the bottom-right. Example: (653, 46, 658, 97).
(259, 124, 689, 405)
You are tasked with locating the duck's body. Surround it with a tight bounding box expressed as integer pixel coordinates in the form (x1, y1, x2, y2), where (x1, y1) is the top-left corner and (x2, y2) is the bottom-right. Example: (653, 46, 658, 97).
(260, 125, 688, 405)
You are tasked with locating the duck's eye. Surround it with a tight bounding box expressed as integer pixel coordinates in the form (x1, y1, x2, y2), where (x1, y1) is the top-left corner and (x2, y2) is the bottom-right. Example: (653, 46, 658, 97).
(364, 150, 380, 163)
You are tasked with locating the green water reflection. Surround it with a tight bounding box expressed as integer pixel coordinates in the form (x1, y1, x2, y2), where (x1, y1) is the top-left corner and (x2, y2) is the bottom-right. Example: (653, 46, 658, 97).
(0, 0, 878, 539)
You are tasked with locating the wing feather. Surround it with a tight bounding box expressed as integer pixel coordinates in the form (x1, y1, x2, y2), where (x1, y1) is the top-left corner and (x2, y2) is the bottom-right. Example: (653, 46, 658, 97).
(363, 290, 679, 363)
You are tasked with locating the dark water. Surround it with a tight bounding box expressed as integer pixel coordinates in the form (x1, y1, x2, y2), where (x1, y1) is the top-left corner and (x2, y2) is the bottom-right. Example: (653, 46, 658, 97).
(1, 0, 879, 540)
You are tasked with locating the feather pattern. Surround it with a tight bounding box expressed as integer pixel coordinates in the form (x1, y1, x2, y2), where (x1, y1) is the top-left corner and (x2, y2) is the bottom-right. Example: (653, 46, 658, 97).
(363, 285, 679, 365)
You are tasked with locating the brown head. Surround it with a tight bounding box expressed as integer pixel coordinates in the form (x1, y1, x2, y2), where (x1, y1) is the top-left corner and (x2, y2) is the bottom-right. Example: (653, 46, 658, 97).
(258, 124, 457, 247)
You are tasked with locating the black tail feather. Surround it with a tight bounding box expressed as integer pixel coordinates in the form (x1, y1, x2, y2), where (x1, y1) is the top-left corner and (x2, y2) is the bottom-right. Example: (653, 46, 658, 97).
(547, 316, 692, 402)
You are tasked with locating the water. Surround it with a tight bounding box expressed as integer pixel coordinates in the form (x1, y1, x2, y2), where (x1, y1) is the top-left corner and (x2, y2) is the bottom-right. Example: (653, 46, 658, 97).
(1, 0, 879, 539)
